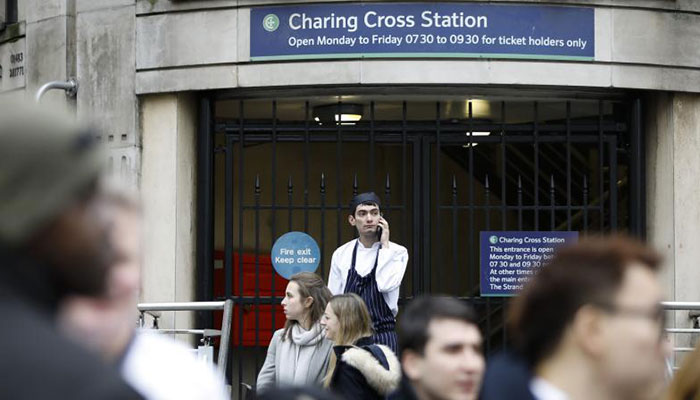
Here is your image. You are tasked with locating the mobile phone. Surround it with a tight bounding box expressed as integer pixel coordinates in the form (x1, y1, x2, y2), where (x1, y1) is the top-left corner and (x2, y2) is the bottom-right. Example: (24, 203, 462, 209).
(376, 226, 383, 241)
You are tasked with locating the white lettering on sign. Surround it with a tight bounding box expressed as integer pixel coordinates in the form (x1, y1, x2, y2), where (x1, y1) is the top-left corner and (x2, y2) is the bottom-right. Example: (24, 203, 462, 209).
(287, 11, 487, 33)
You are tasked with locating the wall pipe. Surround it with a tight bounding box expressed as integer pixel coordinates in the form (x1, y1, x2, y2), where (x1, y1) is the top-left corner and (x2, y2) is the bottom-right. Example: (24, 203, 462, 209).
(35, 78, 78, 102)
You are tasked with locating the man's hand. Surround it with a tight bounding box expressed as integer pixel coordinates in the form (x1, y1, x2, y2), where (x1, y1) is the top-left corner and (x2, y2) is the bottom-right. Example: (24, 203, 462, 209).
(378, 217, 390, 248)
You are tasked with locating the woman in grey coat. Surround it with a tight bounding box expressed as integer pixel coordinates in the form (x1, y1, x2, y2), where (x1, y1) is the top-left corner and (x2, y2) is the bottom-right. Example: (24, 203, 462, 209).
(256, 272, 333, 393)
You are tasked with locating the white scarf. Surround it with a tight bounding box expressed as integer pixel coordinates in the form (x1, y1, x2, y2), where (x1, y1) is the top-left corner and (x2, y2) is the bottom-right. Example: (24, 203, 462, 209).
(277, 322, 326, 385)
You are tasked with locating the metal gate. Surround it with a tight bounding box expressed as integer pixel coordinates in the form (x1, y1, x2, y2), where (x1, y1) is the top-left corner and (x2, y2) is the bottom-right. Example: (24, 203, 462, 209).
(196, 95, 643, 397)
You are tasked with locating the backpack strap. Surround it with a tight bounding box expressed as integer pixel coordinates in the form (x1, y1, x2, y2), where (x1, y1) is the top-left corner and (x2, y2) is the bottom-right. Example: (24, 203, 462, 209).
(363, 344, 390, 370)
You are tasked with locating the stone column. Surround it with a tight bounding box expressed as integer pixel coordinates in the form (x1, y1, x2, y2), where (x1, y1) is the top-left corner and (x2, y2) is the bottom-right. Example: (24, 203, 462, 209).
(140, 93, 198, 332)
(646, 92, 700, 359)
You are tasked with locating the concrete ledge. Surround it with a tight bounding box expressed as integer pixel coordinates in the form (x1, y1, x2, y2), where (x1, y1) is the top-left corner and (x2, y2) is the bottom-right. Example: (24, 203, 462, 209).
(136, 0, 700, 15)
(136, 65, 237, 94)
(611, 64, 700, 93)
(358, 60, 612, 88)
(77, 0, 134, 14)
(238, 61, 361, 87)
(136, 60, 700, 94)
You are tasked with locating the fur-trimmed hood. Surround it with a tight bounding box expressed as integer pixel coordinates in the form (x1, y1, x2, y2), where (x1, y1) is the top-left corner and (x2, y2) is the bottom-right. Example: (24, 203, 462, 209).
(341, 344, 401, 395)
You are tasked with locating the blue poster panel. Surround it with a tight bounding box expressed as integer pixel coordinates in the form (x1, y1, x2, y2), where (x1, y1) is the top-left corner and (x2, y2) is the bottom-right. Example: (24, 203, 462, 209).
(480, 231, 578, 297)
(250, 3, 594, 61)
(271, 232, 321, 279)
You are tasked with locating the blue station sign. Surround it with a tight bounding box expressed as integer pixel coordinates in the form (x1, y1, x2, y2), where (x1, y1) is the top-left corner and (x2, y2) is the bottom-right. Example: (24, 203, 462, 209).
(250, 3, 594, 61)
(480, 231, 578, 297)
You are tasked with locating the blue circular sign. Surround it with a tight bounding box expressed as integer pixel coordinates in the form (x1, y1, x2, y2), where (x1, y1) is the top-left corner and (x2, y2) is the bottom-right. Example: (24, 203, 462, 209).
(271, 232, 321, 279)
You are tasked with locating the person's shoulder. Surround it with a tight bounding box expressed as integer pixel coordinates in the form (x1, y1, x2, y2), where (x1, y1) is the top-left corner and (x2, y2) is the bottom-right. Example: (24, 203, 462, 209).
(126, 331, 197, 364)
(332, 240, 357, 255)
(0, 302, 140, 399)
(123, 331, 228, 400)
(320, 336, 334, 348)
(271, 328, 286, 341)
(315, 336, 334, 355)
(387, 241, 408, 252)
(340, 345, 401, 396)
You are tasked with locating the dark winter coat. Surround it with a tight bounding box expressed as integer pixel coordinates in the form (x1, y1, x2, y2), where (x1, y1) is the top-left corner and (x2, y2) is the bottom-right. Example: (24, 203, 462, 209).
(329, 336, 401, 400)
(387, 376, 421, 400)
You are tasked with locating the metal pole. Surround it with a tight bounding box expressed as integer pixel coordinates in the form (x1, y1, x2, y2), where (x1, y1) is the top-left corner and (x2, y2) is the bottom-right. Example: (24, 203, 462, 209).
(662, 302, 700, 311)
(196, 95, 214, 331)
(137, 301, 226, 312)
(218, 299, 234, 377)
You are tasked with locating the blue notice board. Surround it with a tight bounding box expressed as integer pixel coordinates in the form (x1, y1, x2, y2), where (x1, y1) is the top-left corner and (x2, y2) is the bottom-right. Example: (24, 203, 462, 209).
(250, 3, 594, 61)
(271, 232, 321, 279)
(480, 231, 578, 297)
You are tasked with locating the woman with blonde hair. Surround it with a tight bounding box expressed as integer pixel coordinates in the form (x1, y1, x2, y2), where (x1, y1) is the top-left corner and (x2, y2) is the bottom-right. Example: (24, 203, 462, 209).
(321, 293, 400, 399)
(256, 272, 333, 393)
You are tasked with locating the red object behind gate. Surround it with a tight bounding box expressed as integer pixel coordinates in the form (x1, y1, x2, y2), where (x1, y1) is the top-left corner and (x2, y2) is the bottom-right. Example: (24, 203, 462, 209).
(213, 251, 287, 346)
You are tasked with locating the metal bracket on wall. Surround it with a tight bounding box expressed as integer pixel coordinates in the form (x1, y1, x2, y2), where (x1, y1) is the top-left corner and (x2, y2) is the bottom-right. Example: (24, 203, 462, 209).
(35, 77, 78, 103)
(689, 310, 700, 329)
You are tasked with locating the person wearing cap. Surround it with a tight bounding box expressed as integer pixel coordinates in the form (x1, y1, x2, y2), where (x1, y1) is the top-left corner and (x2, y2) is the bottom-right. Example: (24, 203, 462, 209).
(328, 192, 409, 353)
(0, 102, 142, 399)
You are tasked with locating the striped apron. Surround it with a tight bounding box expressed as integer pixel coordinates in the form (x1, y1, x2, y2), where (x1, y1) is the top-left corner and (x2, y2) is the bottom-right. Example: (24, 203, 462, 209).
(343, 240, 398, 353)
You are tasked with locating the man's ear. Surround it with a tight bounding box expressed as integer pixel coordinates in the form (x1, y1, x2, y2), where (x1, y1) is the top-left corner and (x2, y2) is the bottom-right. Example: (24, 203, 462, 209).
(348, 214, 356, 226)
(573, 305, 606, 357)
(401, 350, 424, 381)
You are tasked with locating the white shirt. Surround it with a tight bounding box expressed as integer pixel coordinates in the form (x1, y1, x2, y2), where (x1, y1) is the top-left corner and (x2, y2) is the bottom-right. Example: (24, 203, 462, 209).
(328, 239, 409, 316)
(121, 331, 229, 400)
(529, 377, 570, 400)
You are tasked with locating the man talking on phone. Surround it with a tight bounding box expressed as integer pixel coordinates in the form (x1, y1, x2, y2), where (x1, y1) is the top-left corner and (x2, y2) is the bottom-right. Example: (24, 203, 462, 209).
(328, 192, 409, 353)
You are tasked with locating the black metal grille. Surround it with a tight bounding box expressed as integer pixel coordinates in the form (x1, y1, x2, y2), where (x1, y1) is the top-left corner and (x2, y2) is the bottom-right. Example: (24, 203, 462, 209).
(197, 95, 642, 398)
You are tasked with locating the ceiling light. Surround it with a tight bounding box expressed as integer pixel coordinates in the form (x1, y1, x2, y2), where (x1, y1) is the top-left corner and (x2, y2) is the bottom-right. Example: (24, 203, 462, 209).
(335, 113, 362, 123)
(313, 104, 364, 125)
(465, 99, 491, 118)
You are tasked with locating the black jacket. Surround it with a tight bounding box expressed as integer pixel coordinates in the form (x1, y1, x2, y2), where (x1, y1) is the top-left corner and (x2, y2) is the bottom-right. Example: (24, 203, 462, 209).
(330, 337, 401, 400)
(479, 351, 536, 400)
(387, 376, 420, 400)
(0, 252, 142, 399)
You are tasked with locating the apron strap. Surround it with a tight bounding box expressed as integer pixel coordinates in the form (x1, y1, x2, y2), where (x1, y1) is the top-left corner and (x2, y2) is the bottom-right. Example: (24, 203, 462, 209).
(350, 239, 381, 274)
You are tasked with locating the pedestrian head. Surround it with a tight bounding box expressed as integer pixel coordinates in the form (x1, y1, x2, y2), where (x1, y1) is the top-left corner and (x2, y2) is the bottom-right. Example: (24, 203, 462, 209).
(321, 293, 374, 387)
(281, 272, 332, 340)
(0, 101, 113, 297)
(321, 293, 373, 345)
(348, 192, 381, 217)
(397, 295, 484, 400)
(509, 235, 668, 399)
(58, 183, 143, 360)
(348, 192, 382, 237)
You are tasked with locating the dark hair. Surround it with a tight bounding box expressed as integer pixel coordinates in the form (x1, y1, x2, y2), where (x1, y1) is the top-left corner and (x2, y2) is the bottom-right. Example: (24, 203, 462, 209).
(508, 235, 661, 368)
(397, 295, 479, 357)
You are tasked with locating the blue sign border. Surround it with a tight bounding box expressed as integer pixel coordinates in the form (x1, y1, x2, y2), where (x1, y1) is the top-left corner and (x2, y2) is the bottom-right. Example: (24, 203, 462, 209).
(250, 3, 594, 62)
